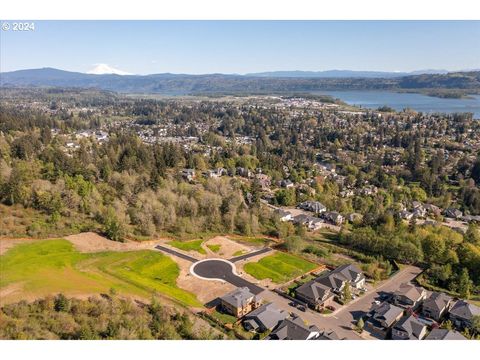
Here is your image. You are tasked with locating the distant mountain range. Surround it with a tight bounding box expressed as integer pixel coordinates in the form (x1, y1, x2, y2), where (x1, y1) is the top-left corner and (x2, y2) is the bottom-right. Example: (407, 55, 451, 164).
(245, 69, 451, 78)
(1, 67, 479, 95)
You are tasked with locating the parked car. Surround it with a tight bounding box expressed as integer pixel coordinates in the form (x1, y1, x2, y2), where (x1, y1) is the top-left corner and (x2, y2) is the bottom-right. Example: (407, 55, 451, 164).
(298, 305, 306, 312)
(289, 301, 297, 307)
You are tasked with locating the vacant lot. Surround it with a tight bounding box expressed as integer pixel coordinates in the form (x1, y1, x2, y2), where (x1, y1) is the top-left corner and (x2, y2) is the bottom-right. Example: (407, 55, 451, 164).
(167, 239, 206, 254)
(243, 252, 317, 284)
(0, 239, 201, 307)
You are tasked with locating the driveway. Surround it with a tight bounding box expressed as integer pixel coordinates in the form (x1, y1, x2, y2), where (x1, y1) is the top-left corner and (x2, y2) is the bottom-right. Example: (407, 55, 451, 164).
(154, 245, 198, 262)
(191, 259, 264, 295)
(229, 247, 272, 262)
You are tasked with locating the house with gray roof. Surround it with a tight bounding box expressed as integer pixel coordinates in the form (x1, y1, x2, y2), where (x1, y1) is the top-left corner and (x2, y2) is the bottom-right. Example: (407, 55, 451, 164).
(391, 314, 428, 340)
(425, 328, 467, 340)
(422, 292, 453, 322)
(449, 300, 480, 330)
(266, 315, 321, 340)
(219, 287, 261, 318)
(392, 283, 427, 310)
(321, 211, 344, 225)
(315, 264, 366, 294)
(274, 209, 293, 222)
(444, 208, 463, 219)
(317, 329, 342, 340)
(243, 303, 287, 333)
(364, 302, 404, 339)
(295, 280, 335, 310)
(297, 201, 326, 214)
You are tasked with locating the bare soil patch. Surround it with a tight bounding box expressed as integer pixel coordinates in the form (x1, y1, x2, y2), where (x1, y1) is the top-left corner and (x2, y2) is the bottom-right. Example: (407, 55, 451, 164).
(65, 232, 158, 253)
(202, 236, 252, 258)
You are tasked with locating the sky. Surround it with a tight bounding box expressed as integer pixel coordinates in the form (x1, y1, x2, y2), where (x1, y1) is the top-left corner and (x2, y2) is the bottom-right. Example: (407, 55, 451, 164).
(1, 21, 479, 75)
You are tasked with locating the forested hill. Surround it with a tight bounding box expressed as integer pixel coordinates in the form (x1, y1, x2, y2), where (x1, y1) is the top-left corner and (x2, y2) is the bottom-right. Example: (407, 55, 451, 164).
(1, 68, 479, 95)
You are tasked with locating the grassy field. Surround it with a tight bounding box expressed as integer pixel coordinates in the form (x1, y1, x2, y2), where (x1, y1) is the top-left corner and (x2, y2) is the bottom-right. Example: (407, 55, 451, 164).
(243, 252, 317, 284)
(206, 244, 221, 253)
(0, 239, 201, 307)
(230, 236, 272, 246)
(167, 239, 206, 254)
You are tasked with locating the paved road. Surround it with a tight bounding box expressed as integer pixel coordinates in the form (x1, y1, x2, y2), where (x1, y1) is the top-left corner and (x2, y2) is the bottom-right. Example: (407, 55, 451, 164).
(260, 265, 423, 340)
(191, 259, 264, 295)
(332, 265, 423, 326)
(229, 247, 272, 262)
(154, 245, 198, 262)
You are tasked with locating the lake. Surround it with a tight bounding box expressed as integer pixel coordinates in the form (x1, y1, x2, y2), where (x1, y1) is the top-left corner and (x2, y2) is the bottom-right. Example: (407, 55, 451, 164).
(315, 90, 480, 118)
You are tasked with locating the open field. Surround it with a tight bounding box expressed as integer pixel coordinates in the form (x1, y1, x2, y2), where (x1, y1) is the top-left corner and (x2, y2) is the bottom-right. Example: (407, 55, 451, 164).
(0, 239, 201, 307)
(167, 239, 207, 254)
(243, 252, 317, 284)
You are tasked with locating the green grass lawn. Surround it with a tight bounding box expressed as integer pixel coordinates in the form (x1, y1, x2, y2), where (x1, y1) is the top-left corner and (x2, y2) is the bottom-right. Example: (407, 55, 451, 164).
(206, 244, 221, 253)
(243, 252, 317, 284)
(167, 239, 206, 254)
(0, 239, 201, 307)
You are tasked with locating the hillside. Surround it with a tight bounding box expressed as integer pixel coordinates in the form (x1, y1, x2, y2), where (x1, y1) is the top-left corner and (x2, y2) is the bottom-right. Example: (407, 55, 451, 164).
(1, 68, 479, 95)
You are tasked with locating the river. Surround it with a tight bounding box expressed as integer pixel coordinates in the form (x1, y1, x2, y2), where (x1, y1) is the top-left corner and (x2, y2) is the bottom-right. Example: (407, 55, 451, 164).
(314, 90, 480, 118)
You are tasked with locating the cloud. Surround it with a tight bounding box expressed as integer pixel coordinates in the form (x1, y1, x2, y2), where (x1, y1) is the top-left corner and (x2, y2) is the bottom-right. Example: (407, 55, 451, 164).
(87, 63, 133, 75)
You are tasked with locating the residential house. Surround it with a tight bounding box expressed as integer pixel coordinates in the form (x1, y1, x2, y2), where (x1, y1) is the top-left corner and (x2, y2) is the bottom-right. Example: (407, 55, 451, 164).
(449, 300, 480, 330)
(243, 303, 287, 333)
(295, 280, 335, 311)
(444, 208, 463, 219)
(236, 167, 253, 178)
(181, 169, 196, 182)
(391, 314, 428, 340)
(292, 214, 310, 226)
(412, 207, 427, 219)
(424, 204, 442, 217)
(422, 292, 453, 322)
(317, 329, 342, 340)
(307, 217, 324, 231)
(266, 315, 321, 340)
(392, 283, 427, 310)
(365, 302, 404, 339)
(321, 211, 344, 225)
(280, 179, 294, 188)
(255, 173, 271, 190)
(425, 328, 467, 340)
(274, 209, 293, 222)
(399, 210, 414, 221)
(340, 189, 354, 198)
(297, 201, 326, 214)
(219, 287, 261, 318)
(315, 264, 366, 294)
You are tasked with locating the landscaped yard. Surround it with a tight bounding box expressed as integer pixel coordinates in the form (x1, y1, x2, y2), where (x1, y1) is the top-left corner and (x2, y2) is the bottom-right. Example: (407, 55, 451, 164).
(243, 252, 317, 284)
(167, 239, 206, 254)
(0, 239, 201, 307)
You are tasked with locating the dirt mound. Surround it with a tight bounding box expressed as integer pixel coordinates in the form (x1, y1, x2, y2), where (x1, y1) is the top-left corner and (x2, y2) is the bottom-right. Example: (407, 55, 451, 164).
(65, 232, 157, 253)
